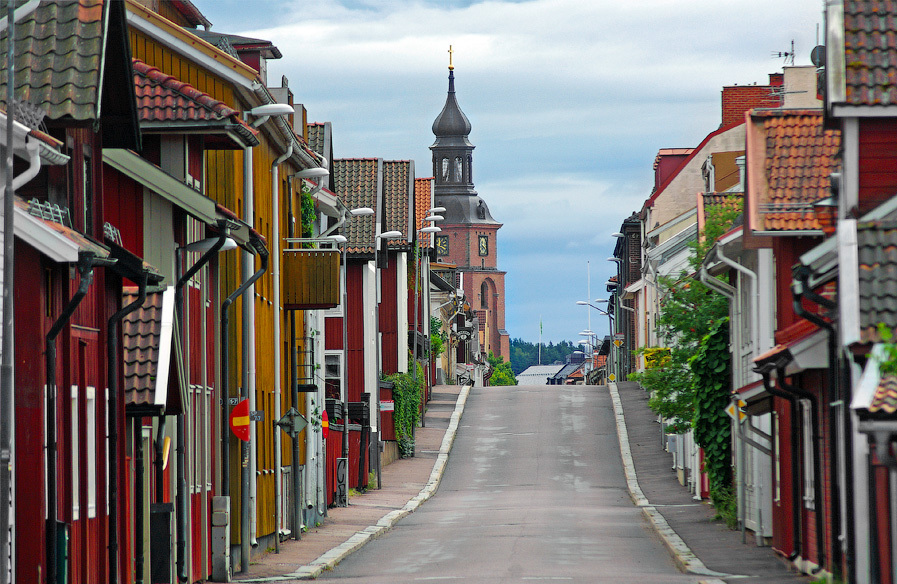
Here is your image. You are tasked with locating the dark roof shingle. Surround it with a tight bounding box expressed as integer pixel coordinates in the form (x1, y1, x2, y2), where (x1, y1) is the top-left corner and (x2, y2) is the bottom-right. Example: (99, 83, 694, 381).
(844, 1, 897, 106)
(858, 219, 897, 342)
(0, 0, 105, 121)
(334, 159, 379, 254)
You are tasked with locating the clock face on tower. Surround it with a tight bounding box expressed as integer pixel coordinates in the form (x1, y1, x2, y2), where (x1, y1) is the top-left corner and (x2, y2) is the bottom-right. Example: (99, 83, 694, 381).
(478, 235, 488, 256)
(436, 235, 449, 256)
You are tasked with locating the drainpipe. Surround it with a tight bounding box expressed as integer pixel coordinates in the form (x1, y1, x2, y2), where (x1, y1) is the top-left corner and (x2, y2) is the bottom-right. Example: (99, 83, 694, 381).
(271, 144, 292, 552)
(241, 144, 256, 568)
(134, 422, 145, 584)
(175, 229, 228, 582)
(793, 267, 839, 575)
(716, 244, 760, 356)
(46, 252, 116, 584)
(777, 364, 825, 572)
(285, 179, 302, 539)
(108, 271, 149, 584)
(2, 134, 41, 584)
(755, 362, 802, 562)
(700, 264, 748, 531)
(242, 230, 268, 570)
(221, 234, 268, 499)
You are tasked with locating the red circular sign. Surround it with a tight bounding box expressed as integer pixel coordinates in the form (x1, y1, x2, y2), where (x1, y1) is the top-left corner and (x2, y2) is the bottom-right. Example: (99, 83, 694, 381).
(229, 399, 250, 442)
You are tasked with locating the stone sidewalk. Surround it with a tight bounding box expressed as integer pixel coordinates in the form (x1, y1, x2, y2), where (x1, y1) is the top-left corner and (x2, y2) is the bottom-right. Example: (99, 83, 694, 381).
(610, 381, 812, 584)
(231, 383, 468, 582)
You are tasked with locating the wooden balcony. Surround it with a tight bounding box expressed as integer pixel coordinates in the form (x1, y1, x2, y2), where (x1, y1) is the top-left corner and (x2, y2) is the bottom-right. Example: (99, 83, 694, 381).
(282, 249, 340, 309)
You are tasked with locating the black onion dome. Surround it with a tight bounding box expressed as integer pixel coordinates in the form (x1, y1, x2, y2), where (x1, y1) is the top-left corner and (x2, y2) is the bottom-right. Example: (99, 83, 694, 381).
(432, 70, 472, 143)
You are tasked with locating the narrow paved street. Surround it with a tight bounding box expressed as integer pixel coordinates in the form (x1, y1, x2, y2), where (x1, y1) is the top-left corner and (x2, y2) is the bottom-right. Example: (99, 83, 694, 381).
(317, 384, 702, 583)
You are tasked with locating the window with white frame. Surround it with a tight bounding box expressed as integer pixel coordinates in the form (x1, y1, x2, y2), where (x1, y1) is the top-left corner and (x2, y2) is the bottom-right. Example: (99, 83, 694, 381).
(800, 399, 815, 509)
(773, 411, 780, 503)
(71, 386, 79, 521)
(324, 352, 342, 402)
(86, 386, 97, 518)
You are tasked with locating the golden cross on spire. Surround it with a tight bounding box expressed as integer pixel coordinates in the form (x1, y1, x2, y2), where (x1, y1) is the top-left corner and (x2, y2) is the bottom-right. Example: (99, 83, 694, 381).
(448, 45, 454, 70)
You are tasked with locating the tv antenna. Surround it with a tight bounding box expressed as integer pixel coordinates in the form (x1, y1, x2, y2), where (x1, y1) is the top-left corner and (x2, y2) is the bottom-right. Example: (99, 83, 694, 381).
(772, 40, 795, 66)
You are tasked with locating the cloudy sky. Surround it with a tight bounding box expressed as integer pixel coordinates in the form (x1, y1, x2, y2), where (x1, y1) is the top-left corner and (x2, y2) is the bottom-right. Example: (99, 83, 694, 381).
(199, 0, 823, 344)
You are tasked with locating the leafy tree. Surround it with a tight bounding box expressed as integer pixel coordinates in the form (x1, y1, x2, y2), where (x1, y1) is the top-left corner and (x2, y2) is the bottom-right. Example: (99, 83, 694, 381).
(429, 317, 447, 358)
(488, 352, 518, 386)
(508, 338, 578, 374)
(629, 197, 741, 476)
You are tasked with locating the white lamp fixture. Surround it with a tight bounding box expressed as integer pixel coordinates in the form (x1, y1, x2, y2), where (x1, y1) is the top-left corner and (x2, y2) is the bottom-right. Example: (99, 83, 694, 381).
(329, 235, 347, 244)
(429, 206, 446, 214)
(183, 236, 238, 253)
(424, 215, 444, 222)
(246, 103, 295, 128)
(294, 167, 329, 179)
(607, 257, 622, 262)
(612, 232, 624, 238)
(350, 207, 375, 216)
(421, 226, 441, 234)
(379, 230, 403, 239)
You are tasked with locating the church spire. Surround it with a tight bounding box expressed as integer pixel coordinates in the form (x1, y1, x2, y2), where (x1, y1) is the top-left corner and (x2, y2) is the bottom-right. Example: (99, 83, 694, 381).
(430, 49, 498, 225)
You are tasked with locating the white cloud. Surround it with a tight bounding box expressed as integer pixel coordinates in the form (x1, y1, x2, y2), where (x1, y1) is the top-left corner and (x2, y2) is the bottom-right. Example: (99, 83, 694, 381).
(200, 0, 823, 343)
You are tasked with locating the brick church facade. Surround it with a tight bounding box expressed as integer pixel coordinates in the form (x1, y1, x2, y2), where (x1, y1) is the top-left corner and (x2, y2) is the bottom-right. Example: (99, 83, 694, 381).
(430, 62, 510, 359)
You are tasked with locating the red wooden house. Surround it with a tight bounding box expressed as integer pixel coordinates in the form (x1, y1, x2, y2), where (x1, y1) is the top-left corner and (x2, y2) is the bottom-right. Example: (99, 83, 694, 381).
(325, 157, 415, 499)
(106, 57, 259, 583)
(744, 108, 842, 577)
(793, 2, 897, 582)
(2, 2, 160, 583)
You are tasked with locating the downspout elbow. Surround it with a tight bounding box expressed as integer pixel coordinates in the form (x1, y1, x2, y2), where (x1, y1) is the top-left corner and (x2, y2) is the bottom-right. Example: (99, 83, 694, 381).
(11, 139, 40, 192)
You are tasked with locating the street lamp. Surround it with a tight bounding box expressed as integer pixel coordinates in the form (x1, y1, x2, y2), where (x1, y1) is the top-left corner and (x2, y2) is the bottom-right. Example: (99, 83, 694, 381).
(374, 229, 403, 488)
(236, 102, 295, 570)
(576, 301, 614, 383)
(412, 207, 444, 423)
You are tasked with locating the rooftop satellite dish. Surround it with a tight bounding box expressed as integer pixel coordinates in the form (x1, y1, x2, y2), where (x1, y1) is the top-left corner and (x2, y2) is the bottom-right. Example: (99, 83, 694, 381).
(811, 45, 826, 68)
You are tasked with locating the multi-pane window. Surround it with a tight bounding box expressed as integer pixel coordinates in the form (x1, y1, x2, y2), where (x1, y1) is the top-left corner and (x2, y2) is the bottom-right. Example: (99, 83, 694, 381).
(324, 353, 342, 401)
(800, 399, 815, 509)
(86, 386, 96, 518)
(71, 386, 79, 521)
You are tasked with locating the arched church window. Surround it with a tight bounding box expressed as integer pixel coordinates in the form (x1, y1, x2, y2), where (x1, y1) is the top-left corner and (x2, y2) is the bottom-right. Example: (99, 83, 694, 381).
(441, 158, 450, 181)
(455, 157, 463, 182)
(468, 155, 473, 182)
(481, 281, 489, 309)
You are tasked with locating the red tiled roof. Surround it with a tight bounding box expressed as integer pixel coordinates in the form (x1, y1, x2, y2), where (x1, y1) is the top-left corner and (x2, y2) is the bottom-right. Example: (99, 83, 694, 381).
(133, 58, 238, 123)
(415, 177, 434, 248)
(753, 110, 841, 231)
(844, 1, 897, 106)
(869, 375, 897, 414)
(123, 287, 167, 414)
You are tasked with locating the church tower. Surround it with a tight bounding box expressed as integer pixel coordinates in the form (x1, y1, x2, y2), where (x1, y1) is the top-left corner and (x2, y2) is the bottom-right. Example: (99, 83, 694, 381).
(430, 49, 510, 360)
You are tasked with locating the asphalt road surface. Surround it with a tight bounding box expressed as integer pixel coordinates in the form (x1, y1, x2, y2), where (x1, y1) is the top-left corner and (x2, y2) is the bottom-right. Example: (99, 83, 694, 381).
(317, 384, 704, 583)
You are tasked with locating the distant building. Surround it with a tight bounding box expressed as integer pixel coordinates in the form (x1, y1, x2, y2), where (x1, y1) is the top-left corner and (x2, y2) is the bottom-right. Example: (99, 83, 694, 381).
(516, 364, 565, 385)
(429, 57, 510, 359)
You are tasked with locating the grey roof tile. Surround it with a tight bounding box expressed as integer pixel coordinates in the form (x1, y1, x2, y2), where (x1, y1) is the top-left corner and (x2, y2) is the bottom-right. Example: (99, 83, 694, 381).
(858, 219, 897, 342)
(0, 0, 105, 121)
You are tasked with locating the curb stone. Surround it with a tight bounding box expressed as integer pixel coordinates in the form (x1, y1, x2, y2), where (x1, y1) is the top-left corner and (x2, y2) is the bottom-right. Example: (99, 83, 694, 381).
(237, 383, 472, 582)
(607, 383, 735, 580)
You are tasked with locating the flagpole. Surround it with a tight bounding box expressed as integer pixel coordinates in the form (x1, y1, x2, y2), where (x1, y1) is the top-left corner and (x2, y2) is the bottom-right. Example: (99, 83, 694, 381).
(538, 315, 542, 365)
